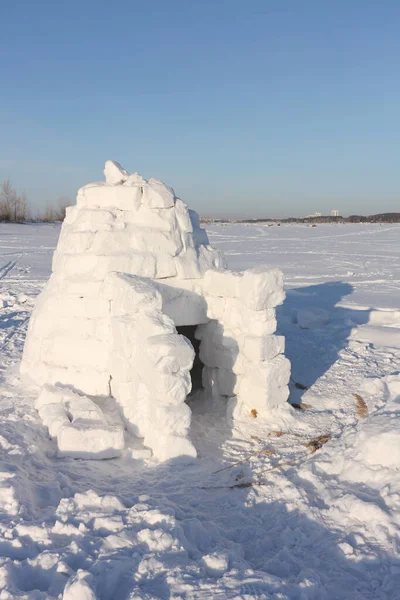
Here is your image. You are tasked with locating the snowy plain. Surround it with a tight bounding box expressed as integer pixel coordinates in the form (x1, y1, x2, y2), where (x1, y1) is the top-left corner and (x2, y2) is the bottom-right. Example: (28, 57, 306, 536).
(0, 222, 399, 599)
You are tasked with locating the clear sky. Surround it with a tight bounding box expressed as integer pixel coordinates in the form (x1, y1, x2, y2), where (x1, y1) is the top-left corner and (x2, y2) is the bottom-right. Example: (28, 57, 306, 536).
(1, 0, 399, 218)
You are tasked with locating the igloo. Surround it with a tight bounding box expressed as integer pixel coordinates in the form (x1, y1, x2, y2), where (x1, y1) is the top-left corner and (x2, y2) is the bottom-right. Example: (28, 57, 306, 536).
(21, 161, 291, 461)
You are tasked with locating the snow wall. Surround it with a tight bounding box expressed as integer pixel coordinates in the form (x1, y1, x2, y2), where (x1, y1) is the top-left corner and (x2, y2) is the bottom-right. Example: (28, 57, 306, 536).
(21, 161, 291, 461)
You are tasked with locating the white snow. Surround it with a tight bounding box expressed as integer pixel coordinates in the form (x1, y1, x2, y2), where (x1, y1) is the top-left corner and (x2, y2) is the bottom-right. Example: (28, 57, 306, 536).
(0, 220, 399, 598)
(20, 164, 289, 461)
(103, 160, 129, 185)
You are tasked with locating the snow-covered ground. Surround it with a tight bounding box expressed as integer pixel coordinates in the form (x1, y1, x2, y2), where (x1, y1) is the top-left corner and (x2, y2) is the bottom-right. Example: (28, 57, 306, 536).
(0, 222, 399, 599)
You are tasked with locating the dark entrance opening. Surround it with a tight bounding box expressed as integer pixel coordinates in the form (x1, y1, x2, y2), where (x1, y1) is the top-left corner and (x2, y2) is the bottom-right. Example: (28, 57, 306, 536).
(176, 325, 204, 393)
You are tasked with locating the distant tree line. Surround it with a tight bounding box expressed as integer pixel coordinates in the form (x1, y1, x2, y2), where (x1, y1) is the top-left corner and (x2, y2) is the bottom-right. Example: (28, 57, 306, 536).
(0, 178, 69, 223)
(235, 213, 400, 224)
(346, 213, 400, 223)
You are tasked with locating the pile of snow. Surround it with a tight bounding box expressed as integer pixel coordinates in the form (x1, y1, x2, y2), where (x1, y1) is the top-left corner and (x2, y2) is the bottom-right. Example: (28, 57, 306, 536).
(331, 374, 400, 486)
(20, 162, 290, 460)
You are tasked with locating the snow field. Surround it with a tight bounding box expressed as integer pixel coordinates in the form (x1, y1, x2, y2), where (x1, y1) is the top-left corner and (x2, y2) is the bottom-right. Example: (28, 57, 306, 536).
(0, 220, 399, 599)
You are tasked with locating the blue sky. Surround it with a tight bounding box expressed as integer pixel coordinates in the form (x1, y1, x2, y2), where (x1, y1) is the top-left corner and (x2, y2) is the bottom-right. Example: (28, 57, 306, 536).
(0, 0, 399, 218)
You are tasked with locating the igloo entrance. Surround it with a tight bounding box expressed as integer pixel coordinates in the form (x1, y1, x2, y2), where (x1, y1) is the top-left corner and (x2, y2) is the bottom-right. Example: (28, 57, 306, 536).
(175, 326, 204, 394)
(21, 161, 292, 462)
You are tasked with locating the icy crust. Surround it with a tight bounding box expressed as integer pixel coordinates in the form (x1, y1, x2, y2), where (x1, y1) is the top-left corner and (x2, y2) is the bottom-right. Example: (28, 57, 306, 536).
(21, 161, 291, 461)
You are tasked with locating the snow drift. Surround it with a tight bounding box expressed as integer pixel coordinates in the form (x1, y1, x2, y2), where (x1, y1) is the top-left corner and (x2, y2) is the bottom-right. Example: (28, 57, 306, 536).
(21, 161, 290, 460)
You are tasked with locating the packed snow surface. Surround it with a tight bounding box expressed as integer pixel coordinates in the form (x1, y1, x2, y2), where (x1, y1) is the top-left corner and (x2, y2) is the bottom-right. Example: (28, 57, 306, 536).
(0, 222, 399, 599)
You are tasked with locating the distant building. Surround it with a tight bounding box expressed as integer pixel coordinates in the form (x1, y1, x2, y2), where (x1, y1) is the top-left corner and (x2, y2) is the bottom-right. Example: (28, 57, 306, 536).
(331, 209, 339, 217)
(306, 212, 322, 218)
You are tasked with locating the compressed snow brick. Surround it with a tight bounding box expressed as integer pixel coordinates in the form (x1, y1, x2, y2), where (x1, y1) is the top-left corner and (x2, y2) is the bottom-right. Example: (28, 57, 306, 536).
(236, 380, 290, 411)
(40, 337, 108, 371)
(124, 205, 178, 232)
(110, 379, 138, 409)
(36, 385, 64, 410)
(175, 199, 193, 233)
(109, 353, 134, 383)
(58, 253, 125, 279)
(110, 313, 175, 359)
(144, 334, 194, 374)
(203, 269, 243, 298)
(27, 314, 107, 343)
(63, 394, 106, 423)
(240, 267, 285, 310)
(198, 245, 225, 271)
(90, 230, 138, 255)
(189, 209, 210, 246)
(61, 279, 103, 297)
(154, 253, 177, 278)
(205, 296, 226, 321)
(215, 368, 237, 396)
(56, 231, 95, 255)
(198, 319, 237, 348)
(64, 225, 183, 258)
(236, 355, 291, 389)
(240, 334, 285, 362)
(124, 171, 146, 186)
(68, 208, 118, 232)
(45, 366, 111, 397)
(162, 291, 208, 326)
(103, 272, 162, 314)
(39, 403, 70, 438)
(199, 337, 239, 370)
(156, 279, 209, 323)
(64, 204, 78, 224)
(57, 420, 125, 459)
(111, 382, 152, 439)
(79, 183, 142, 211)
(175, 248, 203, 279)
(41, 294, 108, 320)
(127, 227, 183, 256)
(150, 400, 192, 436)
(145, 370, 192, 405)
(104, 160, 129, 184)
(142, 178, 175, 209)
(220, 299, 278, 336)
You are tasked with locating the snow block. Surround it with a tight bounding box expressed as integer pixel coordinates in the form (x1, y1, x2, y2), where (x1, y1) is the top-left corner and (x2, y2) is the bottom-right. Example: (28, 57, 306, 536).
(144, 334, 195, 373)
(236, 380, 290, 411)
(79, 183, 142, 211)
(236, 355, 291, 390)
(203, 269, 243, 298)
(103, 272, 163, 315)
(240, 267, 285, 310)
(240, 334, 285, 362)
(142, 178, 175, 209)
(39, 403, 70, 438)
(57, 420, 125, 459)
(104, 160, 129, 184)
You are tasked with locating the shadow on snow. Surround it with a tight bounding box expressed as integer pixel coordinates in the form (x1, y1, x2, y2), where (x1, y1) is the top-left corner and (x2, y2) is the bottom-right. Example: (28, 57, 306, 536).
(276, 281, 371, 401)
